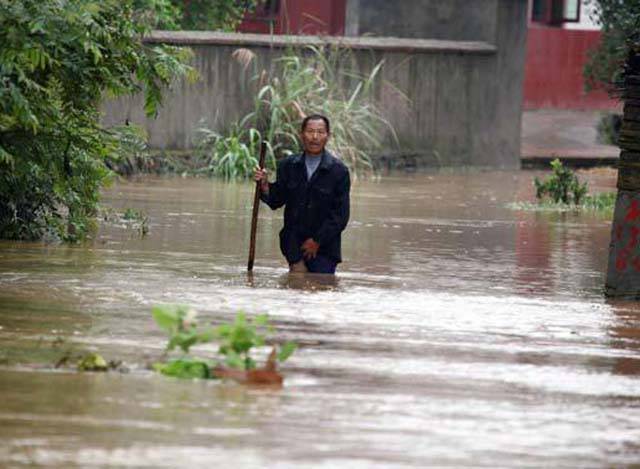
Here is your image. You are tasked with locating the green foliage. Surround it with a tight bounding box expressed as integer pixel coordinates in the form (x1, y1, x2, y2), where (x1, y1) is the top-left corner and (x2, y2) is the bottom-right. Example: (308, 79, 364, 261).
(583, 0, 640, 91)
(196, 45, 397, 178)
(153, 358, 210, 379)
(172, 0, 257, 31)
(534, 159, 588, 205)
(277, 341, 297, 363)
(215, 312, 268, 370)
(101, 206, 149, 237)
(214, 312, 297, 370)
(194, 126, 269, 178)
(582, 191, 616, 211)
(133, 0, 257, 31)
(0, 0, 196, 242)
(596, 113, 622, 145)
(123, 207, 149, 236)
(151, 305, 297, 379)
(133, 0, 181, 30)
(513, 160, 614, 214)
(123, 207, 145, 221)
(77, 352, 108, 372)
(152, 304, 213, 354)
(105, 125, 154, 176)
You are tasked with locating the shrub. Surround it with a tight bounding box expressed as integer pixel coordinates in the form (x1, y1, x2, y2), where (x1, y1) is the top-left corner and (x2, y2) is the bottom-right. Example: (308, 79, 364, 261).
(0, 0, 195, 241)
(534, 159, 588, 205)
(194, 126, 272, 178)
(583, 0, 640, 92)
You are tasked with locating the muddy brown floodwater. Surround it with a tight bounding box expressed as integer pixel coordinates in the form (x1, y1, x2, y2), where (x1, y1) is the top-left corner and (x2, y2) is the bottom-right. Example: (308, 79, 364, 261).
(2, 169, 640, 467)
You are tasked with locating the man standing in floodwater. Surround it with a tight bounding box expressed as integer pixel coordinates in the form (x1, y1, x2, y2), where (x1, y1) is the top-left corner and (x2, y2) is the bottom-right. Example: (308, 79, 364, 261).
(254, 114, 350, 274)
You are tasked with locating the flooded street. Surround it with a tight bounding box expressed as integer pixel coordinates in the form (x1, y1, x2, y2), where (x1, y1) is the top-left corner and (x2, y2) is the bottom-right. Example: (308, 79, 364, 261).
(2, 169, 640, 467)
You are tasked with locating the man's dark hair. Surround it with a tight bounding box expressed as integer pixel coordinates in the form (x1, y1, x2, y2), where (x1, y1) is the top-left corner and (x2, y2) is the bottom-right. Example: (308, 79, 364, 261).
(301, 114, 330, 133)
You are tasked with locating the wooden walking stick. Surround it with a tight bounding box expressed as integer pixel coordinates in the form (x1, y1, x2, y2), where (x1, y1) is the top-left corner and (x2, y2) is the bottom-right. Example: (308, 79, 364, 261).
(248, 141, 268, 271)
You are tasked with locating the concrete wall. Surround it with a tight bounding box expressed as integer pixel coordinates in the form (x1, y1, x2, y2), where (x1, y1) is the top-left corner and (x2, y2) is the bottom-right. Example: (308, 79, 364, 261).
(102, 0, 528, 168)
(343, 0, 528, 167)
(345, 0, 498, 42)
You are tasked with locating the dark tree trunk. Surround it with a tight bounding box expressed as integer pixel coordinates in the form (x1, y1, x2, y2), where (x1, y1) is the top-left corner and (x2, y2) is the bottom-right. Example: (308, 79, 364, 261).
(605, 46, 640, 297)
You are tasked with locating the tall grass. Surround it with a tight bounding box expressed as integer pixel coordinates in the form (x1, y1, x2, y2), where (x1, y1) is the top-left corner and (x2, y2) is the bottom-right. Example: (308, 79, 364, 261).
(194, 126, 276, 178)
(195, 44, 398, 178)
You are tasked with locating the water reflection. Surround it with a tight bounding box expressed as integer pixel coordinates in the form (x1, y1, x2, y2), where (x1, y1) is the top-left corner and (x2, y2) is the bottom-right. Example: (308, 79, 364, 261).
(277, 273, 340, 291)
(607, 300, 640, 376)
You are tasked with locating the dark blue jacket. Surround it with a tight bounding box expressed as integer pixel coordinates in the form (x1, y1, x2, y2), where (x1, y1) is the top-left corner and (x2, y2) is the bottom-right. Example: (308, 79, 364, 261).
(260, 151, 350, 264)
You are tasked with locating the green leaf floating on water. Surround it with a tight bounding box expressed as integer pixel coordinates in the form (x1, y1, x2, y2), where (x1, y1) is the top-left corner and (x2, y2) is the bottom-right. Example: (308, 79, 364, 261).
(77, 353, 108, 372)
(153, 359, 212, 379)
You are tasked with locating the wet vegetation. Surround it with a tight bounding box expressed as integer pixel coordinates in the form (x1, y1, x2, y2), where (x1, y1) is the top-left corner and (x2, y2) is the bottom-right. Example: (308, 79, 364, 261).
(534, 159, 588, 205)
(4, 305, 296, 385)
(0, 0, 196, 242)
(145, 0, 258, 31)
(151, 305, 296, 384)
(583, 0, 640, 92)
(510, 159, 616, 213)
(194, 45, 397, 178)
(510, 192, 616, 213)
(100, 207, 149, 237)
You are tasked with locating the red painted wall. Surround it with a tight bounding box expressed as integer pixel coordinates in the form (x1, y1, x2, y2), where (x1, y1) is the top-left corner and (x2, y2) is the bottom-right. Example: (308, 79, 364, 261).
(241, 5, 615, 111)
(239, 0, 346, 36)
(280, 0, 346, 35)
(524, 25, 618, 110)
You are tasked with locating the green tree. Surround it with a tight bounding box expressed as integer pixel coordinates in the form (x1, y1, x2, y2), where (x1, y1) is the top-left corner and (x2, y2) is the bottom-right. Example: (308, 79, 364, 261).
(142, 0, 258, 31)
(583, 0, 640, 91)
(0, 0, 196, 241)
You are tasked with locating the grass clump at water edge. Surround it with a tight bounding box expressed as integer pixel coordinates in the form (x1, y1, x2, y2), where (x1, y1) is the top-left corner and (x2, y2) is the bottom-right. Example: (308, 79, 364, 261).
(508, 192, 616, 213)
(508, 158, 616, 214)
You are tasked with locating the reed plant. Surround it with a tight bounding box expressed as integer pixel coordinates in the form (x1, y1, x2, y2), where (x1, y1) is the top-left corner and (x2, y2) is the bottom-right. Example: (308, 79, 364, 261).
(194, 125, 275, 178)
(195, 44, 397, 178)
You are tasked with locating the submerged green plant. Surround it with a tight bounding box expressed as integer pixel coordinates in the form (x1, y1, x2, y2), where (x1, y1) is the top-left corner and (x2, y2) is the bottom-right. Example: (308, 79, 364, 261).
(101, 207, 149, 237)
(77, 352, 108, 372)
(152, 304, 214, 354)
(534, 159, 588, 205)
(151, 305, 297, 379)
(0, 0, 196, 242)
(582, 191, 616, 211)
(508, 192, 616, 213)
(214, 312, 296, 370)
(153, 357, 210, 379)
(509, 160, 614, 214)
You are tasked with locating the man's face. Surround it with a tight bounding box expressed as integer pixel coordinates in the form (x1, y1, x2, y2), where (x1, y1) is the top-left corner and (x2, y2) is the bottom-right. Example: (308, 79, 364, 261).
(301, 119, 329, 156)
